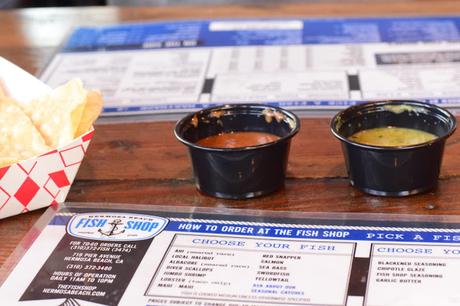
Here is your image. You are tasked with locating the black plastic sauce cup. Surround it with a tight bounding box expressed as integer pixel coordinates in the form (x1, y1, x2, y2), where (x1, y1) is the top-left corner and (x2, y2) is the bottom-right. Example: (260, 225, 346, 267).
(175, 104, 300, 199)
(331, 100, 456, 197)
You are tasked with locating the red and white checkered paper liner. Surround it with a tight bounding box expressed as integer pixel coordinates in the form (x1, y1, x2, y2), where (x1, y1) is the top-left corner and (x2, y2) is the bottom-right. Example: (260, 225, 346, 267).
(0, 130, 94, 219)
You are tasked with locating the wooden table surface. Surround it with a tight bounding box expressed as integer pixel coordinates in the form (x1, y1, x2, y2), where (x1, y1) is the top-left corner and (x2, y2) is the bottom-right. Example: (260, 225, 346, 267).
(2, 0, 460, 268)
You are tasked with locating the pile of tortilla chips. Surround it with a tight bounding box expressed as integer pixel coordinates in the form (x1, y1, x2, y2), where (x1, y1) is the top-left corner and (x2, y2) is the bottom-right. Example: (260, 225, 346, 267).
(0, 79, 102, 168)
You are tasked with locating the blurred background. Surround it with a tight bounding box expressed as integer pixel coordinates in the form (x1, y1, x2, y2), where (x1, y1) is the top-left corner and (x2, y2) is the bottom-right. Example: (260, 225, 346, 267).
(1, 0, 104, 7)
(0, 0, 419, 9)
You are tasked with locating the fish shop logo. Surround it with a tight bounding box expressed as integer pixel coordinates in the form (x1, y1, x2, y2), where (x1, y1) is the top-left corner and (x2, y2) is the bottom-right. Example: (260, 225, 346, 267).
(67, 213, 168, 241)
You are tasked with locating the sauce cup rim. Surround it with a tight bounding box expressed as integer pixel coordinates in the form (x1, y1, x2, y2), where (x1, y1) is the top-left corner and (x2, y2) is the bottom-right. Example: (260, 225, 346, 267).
(175, 103, 301, 152)
(330, 100, 457, 151)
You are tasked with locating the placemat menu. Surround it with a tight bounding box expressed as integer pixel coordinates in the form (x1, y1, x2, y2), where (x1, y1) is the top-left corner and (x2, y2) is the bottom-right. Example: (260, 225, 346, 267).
(41, 17, 460, 116)
(1, 204, 460, 305)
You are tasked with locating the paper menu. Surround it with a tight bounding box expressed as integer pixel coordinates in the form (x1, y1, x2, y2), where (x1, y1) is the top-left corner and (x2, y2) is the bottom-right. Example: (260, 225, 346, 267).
(41, 17, 460, 116)
(3, 203, 460, 305)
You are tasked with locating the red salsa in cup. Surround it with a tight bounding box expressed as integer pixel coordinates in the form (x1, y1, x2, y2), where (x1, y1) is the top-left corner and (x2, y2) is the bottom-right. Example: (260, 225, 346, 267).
(196, 131, 279, 148)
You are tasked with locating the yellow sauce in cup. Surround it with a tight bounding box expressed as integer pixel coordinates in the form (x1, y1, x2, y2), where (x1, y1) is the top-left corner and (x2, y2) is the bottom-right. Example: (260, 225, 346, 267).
(348, 127, 437, 147)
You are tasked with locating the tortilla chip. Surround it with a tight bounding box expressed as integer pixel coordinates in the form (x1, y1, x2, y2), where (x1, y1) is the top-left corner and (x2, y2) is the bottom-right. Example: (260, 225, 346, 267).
(21, 79, 88, 148)
(0, 80, 7, 99)
(0, 157, 20, 168)
(75, 90, 103, 137)
(0, 98, 50, 164)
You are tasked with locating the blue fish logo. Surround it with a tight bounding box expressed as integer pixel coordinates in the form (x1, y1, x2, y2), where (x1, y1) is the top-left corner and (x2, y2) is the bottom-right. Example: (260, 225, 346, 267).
(67, 213, 168, 241)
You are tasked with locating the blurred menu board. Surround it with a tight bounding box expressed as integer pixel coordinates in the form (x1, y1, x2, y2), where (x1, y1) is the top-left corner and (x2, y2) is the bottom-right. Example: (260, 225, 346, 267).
(41, 17, 460, 116)
(2, 203, 460, 305)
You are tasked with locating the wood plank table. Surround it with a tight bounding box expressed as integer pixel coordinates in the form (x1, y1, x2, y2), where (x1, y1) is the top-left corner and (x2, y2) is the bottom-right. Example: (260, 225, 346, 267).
(2, 0, 460, 268)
